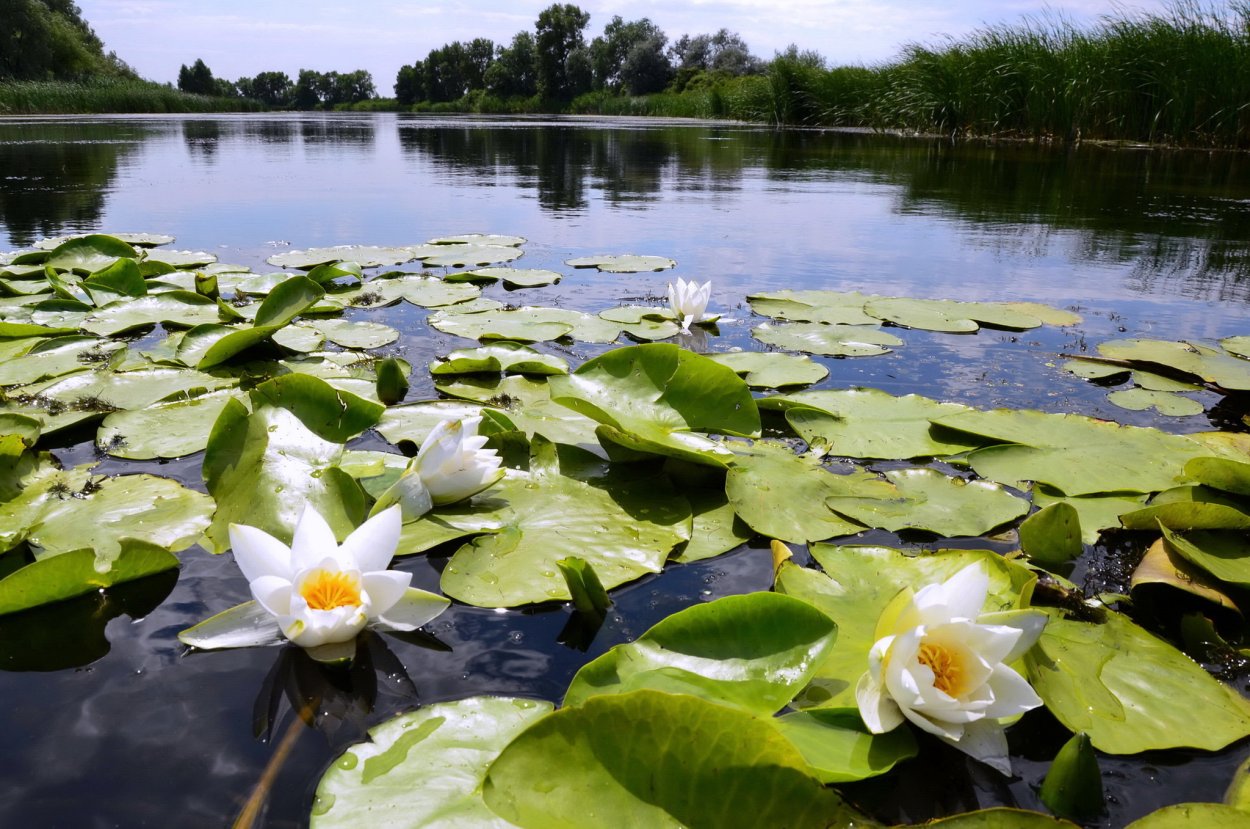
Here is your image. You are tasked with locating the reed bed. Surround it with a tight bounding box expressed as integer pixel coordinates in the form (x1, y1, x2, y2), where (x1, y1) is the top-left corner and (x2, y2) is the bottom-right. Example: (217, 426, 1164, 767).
(0, 79, 263, 115)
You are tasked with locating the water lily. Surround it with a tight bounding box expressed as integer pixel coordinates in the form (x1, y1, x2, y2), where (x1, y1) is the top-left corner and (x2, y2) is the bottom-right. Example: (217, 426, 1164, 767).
(179, 504, 449, 662)
(668, 277, 713, 331)
(372, 416, 505, 519)
(855, 563, 1046, 775)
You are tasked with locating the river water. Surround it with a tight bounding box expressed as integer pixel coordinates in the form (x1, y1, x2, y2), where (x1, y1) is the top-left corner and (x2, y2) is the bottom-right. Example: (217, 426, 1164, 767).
(1, 113, 1249, 827)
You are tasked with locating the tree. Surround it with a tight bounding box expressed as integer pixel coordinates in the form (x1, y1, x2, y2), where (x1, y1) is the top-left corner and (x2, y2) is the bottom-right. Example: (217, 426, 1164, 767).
(484, 31, 537, 98)
(620, 34, 673, 95)
(250, 71, 293, 107)
(590, 16, 667, 91)
(395, 63, 424, 105)
(0, 0, 130, 81)
(294, 69, 328, 109)
(671, 29, 763, 76)
(177, 58, 216, 95)
(533, 3, 590, 100)
(329, 70, 375, 105)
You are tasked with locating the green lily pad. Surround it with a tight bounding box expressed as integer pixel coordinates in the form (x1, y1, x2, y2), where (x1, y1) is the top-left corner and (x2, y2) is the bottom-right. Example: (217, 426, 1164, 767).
(359, 274, 481, 308)
(375, 400, 509, 448)
(705, 352, 828, 389)
(747, 290, 880, 326)
(303, 318, 399, 349)
(96, 389, 245, 460)
(430, 342, 569, 377)
(1107, 388, 1204, 417)
(26, 366, 235, 414)
(1160, 526, 1250, 587)
(1019, 503, 1083, 565)
(774, 708, 918, 783)
(1032, 487, 1146, 544)
(1063, 358, 1129, 381)
(445, 267, 561, 288)
(429, 309, 573, 343)
(0, 320, 76, 339)
(911, 809, 1080, 828)
(1185, 456, 1250, 496)
(1130, 536, 1240, 615)
(725, 441, 884, 543)
(432, 375, 602, 450)
(864, 297, 1042, 332)
(0, 336, 121, 386)
(563, 592, 838, 715)
(776, 545, 1035, 709)
(83, 258, 146, 299)
(1126, 804, 1250, 828)
(938, 409, 1217, 496)
(1133, 370, 1201, 392)
(1098, 339, 1250, 391)
(187, 276, 325, 369)
(483, 690, 859, 829)
(549, 344, 760, 468)
(1025, 609, 1250, 754)
(201, 374, 380, 552)
(424, 440, 690, 607)
(0, 539, 179, 617)
(1220, 336, 1250, 360)
(429, 233, 526, 246)
(81, 291, 223, 336)
(41, 235, 138, 273)
(674, 487, 753, 563)
(752, 322, 902, 357)
(311, 696, 554, 829)
(761, 388, 979, 459)
(271, 324, 327, 353)
(267, 245, 425, 270)
(1119, 486, 1250, 531)
(421, 245, 523, 268)
(142, 249, 217, 268)
(564, 254, 676, 272)
(35, 232, 174, 250)
(826, 468, 1029, 537)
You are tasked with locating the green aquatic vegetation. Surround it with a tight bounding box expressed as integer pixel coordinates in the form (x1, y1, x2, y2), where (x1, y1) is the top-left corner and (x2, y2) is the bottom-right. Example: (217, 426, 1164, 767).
(705, 351, 828, 389)
(429, 341, 569, 376)
(752, 321, 902, 356)
(564, 253, 676, 272)
(444, 266, 562, 287)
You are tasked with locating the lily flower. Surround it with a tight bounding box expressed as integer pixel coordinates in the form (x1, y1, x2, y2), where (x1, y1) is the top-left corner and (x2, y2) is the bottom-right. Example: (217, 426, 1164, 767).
(855, 563, 1046, 775)
(372, 416, 505, 519)
(179, 504, 449, 662)
(668, 277, 713, 331)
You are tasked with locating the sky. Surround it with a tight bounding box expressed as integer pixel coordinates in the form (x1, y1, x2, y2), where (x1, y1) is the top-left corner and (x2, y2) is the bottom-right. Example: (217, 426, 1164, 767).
(77, 0, 1175, 94)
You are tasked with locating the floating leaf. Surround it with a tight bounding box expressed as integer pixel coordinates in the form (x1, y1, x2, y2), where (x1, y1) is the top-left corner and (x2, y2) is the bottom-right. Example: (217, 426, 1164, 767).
(549, 344, 760, 467)
(35, 232, 174, 250)
(1119, 486, 1250, 531)
(483, 690, 859, 829)
(563, 592, 838, 715)
(41, 234, 137, 273)
(432, 375, 601, 449)
(726, 442, 884, 543)
(190, 276, 324, 369)
(705, 351, 828, 389)
(674, 487, 752, 563)
(1098, 339, 1250, 391)
(96, 389, 244, 460)
(864, 297, 1042, 332)
(271, 324, 326, 353)
(1220, 336, 1250, 360)
(364, 273, 481, 308)
(142, 249, 217, 268)
(445, 267, 560, 288)
(775, 708, 918, 783)
(1024, 609, 1250, 754)
(1107, 388, 1204, 417)
(429, 308, 574, 343)
(312, 697, 554, 829)
(267, 245, 426, 270)
(1130, 537, 1240, 616)
(747, 290, 879, 325)
(826, 468, 1029, 537)
(430, 342, 568, 377)
(421, 244, 523, 268)
(1185, 456, 1250, 496)
(376, 400, 508, 448)
(304, 318, 399, 349)
(1032, 487, 1146, 544)
(1157, 525, 1250, 587)
(752, 322, 902, 357)
(1019, 503, 1083, 565)
(0, 539, 179, 617)
(81, 291, 223, 336)
(912, 809, 1080, 827)
(429, 233, 526, 246)
(564, 254, 675, 272)
(1125, 804, 1250, 828)
(1039, 732, 1103, 821)
(761, 388, 979, 459)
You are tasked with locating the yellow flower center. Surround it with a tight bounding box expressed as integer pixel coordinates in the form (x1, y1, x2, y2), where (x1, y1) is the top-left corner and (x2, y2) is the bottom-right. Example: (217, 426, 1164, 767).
(299, 569, 362, 611)
(917, 642, 963, 696)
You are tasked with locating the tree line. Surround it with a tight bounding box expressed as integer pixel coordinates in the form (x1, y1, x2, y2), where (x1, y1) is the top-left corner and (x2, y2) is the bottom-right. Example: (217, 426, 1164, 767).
(396, 4, 764, 105)
(176, 59, 375, 108)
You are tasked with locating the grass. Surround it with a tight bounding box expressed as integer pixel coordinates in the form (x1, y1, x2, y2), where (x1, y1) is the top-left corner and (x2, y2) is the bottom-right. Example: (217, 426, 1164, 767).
(0, 78, 263, 114)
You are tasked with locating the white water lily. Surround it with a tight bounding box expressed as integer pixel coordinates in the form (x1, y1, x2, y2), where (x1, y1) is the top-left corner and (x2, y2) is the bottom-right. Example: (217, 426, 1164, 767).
(373, 416, 505, 519)
(179, 504, 449, 662)
(855, 563, 1046, 775)
(668, 277, 712, 331)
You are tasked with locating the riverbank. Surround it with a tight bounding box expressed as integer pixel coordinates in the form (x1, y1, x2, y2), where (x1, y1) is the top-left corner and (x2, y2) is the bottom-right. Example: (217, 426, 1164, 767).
(0, 79, 263, 115)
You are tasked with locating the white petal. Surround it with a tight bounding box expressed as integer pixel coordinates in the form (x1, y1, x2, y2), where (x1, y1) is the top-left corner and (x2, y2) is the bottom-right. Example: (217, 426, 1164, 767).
(249, 575, 293, 617)
(913, 563, 988, 625)
(228, 524, 292, 583)
(978, 609, 1049, 661)
(372, 469, 434, 522)
(373, 588, 452, 632)
(981, 664, 1043, 719)
(178, 601, 284, 650)
(341, 505, 402, 573)
(362, 569, 412, 616)
(856, 671, 904, 733)
(290, 505, 339, 571)
(936, 718, 1013, 776)
(286, 605, 366, 648)
(304, 639, 359, 663)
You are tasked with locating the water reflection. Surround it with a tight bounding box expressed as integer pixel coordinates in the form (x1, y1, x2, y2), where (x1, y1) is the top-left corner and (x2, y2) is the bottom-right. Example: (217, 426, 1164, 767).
(0, 120, 146, 247)
(300, 117, 375, 148)
(182, 119, 221, 161)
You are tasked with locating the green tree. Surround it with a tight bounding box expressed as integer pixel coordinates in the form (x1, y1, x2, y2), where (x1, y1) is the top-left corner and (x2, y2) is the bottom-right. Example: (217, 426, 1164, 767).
(177, 58, 216, 95)
(534, 3, 590, 100)
(621, 34, 673, 94)
(250, 71, 293, 107)
(0, 0, 130, 80)
(294, 69, 328, 109)
(329, 69, 375, 105)
(485, 31, 537, 98)
(590, 16, 667, 91)
(395, 62, 424, 105)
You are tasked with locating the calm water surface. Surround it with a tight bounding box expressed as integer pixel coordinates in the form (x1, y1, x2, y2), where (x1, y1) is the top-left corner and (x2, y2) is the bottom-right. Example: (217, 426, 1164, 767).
(2, 113, 1250, 827)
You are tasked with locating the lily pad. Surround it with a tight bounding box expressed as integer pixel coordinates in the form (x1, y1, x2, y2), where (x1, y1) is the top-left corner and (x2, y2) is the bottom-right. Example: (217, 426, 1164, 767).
(311, 696, 554, 829)
(0, 539, 179, 617)
(1130, 536, 1240, 615)
(96, 389, 245, 460)
(363, 274, 481, 308)
(142, 249, 217, 268)
(445, 267, 561, 288)
(430, 342, 568, 377)
(1019, 503, 1083, 565)
(428, 233, 526, 247)
(1024, 609, 1250, 754)
(0, 337, 112, 388)
(761, 388, 979, 459)
(1098, 339, 1250, 391)
(774, 708, 918, 783)
(1032, 487, 1147, 544)
(187, 276, 325, 369)
(1220, 336, 1250, 360)
(422, 440, 691, 607)
(81, 291, 223, 336)
(825, 468, 1029, 537)
(673, 487, 753, 563)
(563, 592, 839, 715)
(752, 322, 902, 357)
(706, 351, 828, 389)
(1119, 486, 1250, 531)
(420, 245, 523, 268)
(429, 309, 573, 343)
(271, 324, 326, 353)
(376, 400, 510, 448)
(41, 235, 138, 274)
(549, 344, 760, 468)
(747, 290, 880, 326)
(1107, 388, 1204, 417)
(267, 245, 425, 270)
(304, 318, 399, 349)
(201, 374, 380, 552)
(1158, 526, 1250, 587)
(864, 297, 1042, 332)
(35, 232, 174, 250)
(432, 375, 602, 450)
(564, 254, 676, 272)
(483, 690, 859, 829)
(1125, 804, 1250, 828)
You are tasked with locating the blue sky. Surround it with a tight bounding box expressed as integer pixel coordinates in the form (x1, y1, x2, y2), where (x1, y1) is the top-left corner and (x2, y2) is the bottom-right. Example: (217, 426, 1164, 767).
(78, 1, 1173, 93)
